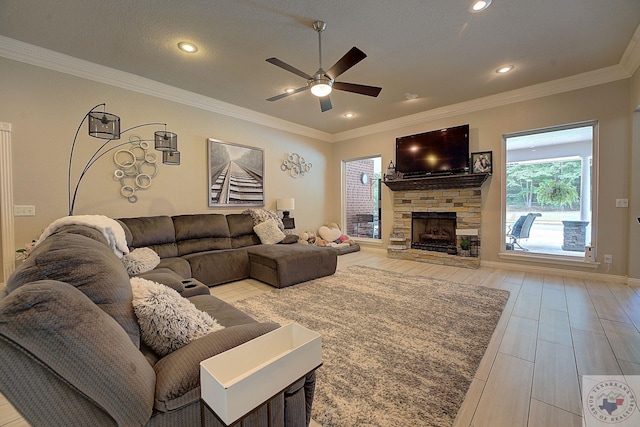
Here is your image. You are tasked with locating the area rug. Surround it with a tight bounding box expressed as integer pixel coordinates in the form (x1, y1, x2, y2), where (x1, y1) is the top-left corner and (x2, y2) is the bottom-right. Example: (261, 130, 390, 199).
(233, 265, 510, 427)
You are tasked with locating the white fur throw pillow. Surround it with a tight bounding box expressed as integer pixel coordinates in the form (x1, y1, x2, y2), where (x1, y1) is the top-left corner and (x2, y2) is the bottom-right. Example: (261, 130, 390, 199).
(122, 247, 160, 276)
(254, 219, 286, 244)
(130, 277, 224, 356)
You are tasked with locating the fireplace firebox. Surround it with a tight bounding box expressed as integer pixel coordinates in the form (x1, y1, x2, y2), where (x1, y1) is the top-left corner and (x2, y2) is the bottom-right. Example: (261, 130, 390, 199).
(411, 212, 457, 254)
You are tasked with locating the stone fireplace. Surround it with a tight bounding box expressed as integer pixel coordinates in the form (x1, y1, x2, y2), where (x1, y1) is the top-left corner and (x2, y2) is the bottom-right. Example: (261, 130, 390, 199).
(411, 212, 457, 253)
(386, 179, 486, 268)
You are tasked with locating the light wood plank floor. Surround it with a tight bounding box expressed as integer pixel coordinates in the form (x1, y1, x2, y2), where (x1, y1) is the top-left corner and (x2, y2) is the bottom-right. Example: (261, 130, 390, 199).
(3, 249, 640, 427)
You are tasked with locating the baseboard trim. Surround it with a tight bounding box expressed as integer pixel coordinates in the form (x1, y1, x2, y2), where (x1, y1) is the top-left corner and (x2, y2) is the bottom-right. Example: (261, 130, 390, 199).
(627, 277, 640, 287)
(481, 260, 628, 284)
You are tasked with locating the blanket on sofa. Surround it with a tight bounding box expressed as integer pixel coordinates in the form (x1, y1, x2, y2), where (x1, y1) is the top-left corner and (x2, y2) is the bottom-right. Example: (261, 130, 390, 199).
(36, 215, 129, 258)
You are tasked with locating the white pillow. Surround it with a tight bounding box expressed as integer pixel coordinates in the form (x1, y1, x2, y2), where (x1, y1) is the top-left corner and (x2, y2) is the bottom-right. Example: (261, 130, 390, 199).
(122, 247, 160, 275)
(130, 277, 224, 356)
(318, 225, 342, 242)
(254, 219, 286, 244)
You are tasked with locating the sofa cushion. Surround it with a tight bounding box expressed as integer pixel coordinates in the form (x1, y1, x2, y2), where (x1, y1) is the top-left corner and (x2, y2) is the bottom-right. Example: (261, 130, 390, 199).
(6, 231, 140, 347)
(227, 213, 261, 248)
(135, 268, 190, 293)
(152, 322, 279, 412)
(189, 294, 257, 327)
(172, 214, 232, 255)
(156, 257, 192, 278)
(254, 219, 286, 244)
(118, 216, 179, 258)
(182, 249, 250, 286)
(0, 280, 155, 425)
(246, 244, 337, 288)
(130, 278, 225, 357)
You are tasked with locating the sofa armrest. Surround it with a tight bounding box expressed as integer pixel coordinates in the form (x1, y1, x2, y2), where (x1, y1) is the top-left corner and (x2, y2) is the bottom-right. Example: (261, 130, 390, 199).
(0, 280, 156, 426)
(153, 322, 279, 412)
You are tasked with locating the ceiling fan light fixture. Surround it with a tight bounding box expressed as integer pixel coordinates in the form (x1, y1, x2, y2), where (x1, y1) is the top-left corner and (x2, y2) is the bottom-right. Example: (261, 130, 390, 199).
(469, 0, 492, 12)
(310, 78, 333, 97)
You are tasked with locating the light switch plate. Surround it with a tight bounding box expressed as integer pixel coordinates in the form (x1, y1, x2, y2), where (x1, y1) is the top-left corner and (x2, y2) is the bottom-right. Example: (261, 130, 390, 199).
(615, 199, 628, 208)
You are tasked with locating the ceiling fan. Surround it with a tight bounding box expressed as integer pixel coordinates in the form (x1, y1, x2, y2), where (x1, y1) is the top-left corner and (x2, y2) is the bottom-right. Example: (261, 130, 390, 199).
(266, 21, 382, 112)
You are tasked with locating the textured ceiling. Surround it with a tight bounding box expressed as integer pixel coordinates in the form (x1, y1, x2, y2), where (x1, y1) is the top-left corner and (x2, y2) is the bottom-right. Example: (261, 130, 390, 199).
(1, 0, 639, 135)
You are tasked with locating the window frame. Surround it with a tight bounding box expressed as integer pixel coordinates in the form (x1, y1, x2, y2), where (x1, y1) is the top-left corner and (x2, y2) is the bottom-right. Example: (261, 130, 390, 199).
(499, 120, 599, 266)
(341, 155, 383, 243)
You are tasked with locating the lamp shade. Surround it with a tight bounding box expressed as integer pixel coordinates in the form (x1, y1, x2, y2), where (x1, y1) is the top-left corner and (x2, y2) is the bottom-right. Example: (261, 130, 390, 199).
(155, 130, 178, 151)
(162, 150, 180, 165)
(88, 111, 121, 139)
(277, 198, 295, 212)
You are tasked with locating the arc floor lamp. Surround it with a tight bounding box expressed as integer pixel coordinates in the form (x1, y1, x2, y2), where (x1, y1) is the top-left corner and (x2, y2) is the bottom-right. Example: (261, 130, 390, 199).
(68, 103, 180, 215)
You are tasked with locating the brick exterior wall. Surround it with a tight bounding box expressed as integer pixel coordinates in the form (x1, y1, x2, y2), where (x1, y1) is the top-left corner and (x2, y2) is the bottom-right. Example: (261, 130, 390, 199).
(345, 159, 376, 237)
(389, 188, 482, 268)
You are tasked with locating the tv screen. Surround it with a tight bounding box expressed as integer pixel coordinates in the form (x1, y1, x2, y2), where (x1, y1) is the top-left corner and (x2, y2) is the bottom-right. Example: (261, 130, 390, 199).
(395, 124, 469, 176)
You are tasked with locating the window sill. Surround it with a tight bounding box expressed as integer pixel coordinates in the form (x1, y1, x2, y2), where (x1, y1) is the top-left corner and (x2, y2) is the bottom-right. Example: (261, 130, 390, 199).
(498, 251, 599, 268)
(353, 237, 383, 246)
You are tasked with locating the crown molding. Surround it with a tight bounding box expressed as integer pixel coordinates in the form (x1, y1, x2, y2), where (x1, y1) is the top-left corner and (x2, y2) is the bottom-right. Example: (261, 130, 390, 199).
(0, 34, 637, 144)
(0, 36, 332, 142)
(332, 64, 631, 142)
(620, 24, 640, 77)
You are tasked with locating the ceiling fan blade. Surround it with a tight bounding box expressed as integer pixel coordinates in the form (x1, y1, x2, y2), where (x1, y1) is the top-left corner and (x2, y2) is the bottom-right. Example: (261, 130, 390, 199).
(266, 86, 309, 102)
(266, 57, 313, 80)
(325, 47, 367, 80)
(333, 81, 382, 97)
(319, 96, 332, 112)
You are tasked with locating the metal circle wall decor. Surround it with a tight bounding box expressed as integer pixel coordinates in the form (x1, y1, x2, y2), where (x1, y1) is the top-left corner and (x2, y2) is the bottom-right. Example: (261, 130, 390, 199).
(281, 153, 312, 178)
(113, 134, 158, 203)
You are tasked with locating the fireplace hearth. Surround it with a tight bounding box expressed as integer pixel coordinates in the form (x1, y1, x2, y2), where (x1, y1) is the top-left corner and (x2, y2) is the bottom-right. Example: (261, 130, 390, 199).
(411, 212, 457, 254)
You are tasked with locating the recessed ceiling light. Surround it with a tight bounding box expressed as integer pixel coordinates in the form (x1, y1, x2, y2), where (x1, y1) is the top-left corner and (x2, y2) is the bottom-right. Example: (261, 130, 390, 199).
(177, 42, 198, 53)
(469, 0, 492, 12)
(285, 88, 296, 94)
(496, 65, 514, 74)
(404, 92, 419, 100)
(344, 113, 355, 118)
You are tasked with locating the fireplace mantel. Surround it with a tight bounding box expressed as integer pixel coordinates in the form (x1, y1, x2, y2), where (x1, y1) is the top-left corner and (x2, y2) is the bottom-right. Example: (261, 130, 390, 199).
(382, 173, 490, 191)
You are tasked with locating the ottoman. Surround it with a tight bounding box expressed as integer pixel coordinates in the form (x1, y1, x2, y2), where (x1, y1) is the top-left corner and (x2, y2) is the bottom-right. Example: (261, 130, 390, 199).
(246, 244, 337, 288)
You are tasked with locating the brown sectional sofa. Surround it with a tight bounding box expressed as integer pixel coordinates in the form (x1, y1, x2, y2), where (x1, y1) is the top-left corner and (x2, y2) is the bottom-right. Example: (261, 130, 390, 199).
(0, 213, 334, 426)
(118, 213, 338, 289)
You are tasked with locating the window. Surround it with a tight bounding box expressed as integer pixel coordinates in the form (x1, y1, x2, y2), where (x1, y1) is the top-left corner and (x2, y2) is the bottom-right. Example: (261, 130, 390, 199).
(344, 157, 382, 239)
(503, 122, 597, 259)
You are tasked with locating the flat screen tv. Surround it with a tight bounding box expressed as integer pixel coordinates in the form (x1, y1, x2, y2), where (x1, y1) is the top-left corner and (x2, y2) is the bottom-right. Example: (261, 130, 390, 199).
(395, 124, 469, 177)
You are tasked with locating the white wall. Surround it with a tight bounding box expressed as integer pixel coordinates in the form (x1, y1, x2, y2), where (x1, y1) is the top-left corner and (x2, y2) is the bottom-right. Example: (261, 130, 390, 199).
(331, 80, 633, 276)
(0, 57, 331, 251)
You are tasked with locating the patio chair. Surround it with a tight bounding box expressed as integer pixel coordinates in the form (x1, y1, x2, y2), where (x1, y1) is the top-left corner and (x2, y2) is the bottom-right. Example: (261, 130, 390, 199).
(354, 214, 374, 238)
(507, 213, 542, 251)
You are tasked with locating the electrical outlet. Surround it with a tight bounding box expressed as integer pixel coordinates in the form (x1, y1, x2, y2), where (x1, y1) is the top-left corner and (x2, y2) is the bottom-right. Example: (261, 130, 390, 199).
(615, 198, 628, 208)
(604, 254, 613, 264)
(14, 205, 35, 216)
